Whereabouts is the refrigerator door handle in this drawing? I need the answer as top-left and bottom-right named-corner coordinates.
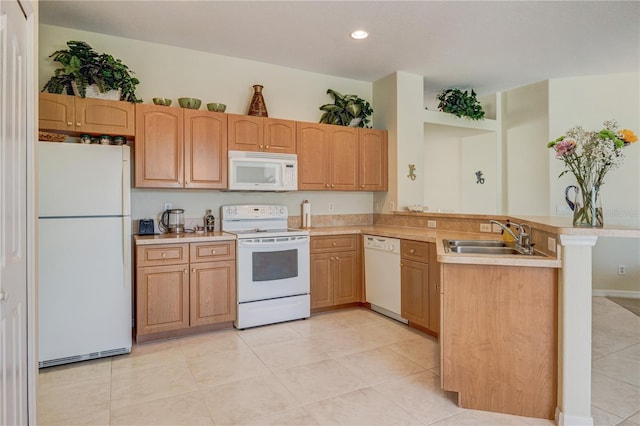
top-left (121, 147), bottom-right (131, 216)
top-left (123, 217), bottom-right (131, 289)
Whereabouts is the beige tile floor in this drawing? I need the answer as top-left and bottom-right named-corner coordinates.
top-left (37, 297), bottom-right (639, 426)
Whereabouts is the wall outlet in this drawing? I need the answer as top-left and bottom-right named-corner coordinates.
top-left (618, 264), bottom-right (626, 275)
top-left (163, 202), bottom-right (172, 211)
top-left (479, 223), bottom-right (491, 233)
top-left (328, 202), bottom-right (335, 212)
top-left (427, 220), bottom-right (437, 228)
top-left (547, 237), bottom-right (557, 253)
top-left (491, 223), bottom-right (502, 233)
top-left (390, 201), bottom-right (395, 211)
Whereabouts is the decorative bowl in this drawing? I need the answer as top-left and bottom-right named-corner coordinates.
top-left (178, 98), bottom-right (201, 109)
top-left (207, 103), bottom-right (226, 113)
top-left (152, 98), bottom-right (172, 106)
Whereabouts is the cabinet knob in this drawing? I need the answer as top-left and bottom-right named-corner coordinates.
top-left (332, 242), bottom-right (337, 246)
top-left (67, 121), bottom-right (72, 126)
top-left (184, 269), bottom-right (188, 274)
top-left (410, 249), bottom-right (415, 254)
top-left (76, 122), bottom-right (81, 127)
top-left (330, 257), bottom-right (335, 261)
top-left (259, 145), bottom-right (264, 149)
top-left (335, 256), bottom-right (340, 260)
top-left (211, 250), bottom-right (216, 254)
top-left (192, 268), bottom-right (195, 273)
top-left (265, 145), bottom-right (270, 149)
top-left (162, 252), bottom-right (167, 258)
top-left (400, 263), bottom-right (404, 267)
top-left (325, 184), bottom-right (330, 188)
top-left (178, 179), bottom-right (182, 185)
top-left (361, 184), bottom-right (365, 188)
top-left (331, 184), bottom-right (335, 188)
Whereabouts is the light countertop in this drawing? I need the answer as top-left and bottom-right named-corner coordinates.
top-left (134, 231), bottom-right (236, 245)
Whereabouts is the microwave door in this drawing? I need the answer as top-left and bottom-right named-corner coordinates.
top-left (234, 160), bottom-right (281, 189)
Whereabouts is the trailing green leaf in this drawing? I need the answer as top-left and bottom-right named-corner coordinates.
top-left (435, 88), bottom-right (485, 120)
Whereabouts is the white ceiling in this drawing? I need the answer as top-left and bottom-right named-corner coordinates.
top-left (39, 1), bottom-right (640, 101)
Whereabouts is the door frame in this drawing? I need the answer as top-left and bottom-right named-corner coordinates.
top-left (20, 0), bottom-right (37, 423)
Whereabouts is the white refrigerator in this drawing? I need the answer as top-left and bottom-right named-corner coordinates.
top-left (38, 142), bottom-right (132, 367)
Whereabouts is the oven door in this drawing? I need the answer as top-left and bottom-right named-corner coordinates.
top-left (236, 235), bottom-right (310, 303)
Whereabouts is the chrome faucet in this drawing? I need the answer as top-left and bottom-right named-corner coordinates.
top-left (489, 219), bottom-right (535, 255)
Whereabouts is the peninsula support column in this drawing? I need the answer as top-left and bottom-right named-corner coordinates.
top-left (556, 234), bottom-right (598, 426)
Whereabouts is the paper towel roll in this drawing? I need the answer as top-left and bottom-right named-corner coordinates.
top-left (302, 200), bottom-right (311, 228)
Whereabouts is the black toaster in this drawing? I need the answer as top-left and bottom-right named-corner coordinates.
top-left (138, 219), bottom-right (155, 235)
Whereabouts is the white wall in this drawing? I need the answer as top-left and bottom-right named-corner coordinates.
top-left (39, 25), bottom-right (375, 223)
top-left (502, 80), bottom-right (549, 216)
top-left (548, 72), bottom-right (640, 294)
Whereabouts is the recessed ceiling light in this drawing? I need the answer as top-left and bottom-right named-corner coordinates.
top-left (350, 30), bottom-right (368, 40)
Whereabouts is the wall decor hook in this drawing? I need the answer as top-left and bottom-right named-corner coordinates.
top-left (408, 164), bottom-right (416, 181)
top-left (475, 170), bottom-right (485, 184)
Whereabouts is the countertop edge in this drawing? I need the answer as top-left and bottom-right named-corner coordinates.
top-left (134, 232), bottom-right (237, 245)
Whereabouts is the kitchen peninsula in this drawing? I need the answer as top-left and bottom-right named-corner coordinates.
top-left (307, 211), bottom-right (640, 423)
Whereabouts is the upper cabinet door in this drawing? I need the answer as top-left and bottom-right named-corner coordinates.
top-left (328, 126), bottom-right (358, 191)
top-left (184, 110), bottom-right (228, 189)
top-left (227, 114), bottom-right (263, 151)
top-left (134, 104), bottom-right (184, 188)
top-left (75, 97), bottom-right (135, 136)
top-left (359, 129), bottom-right (388, 191)
top-left (297, 122), bottom-right (330, 190)
top-left (264, 118), bottom-right (296, 153)
top-left (39, 93), bottom-right (75, 132)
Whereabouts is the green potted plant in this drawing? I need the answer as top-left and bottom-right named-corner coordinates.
top-left (319, 89), bottom-right (373, 128)
top-left (436, 88), bottom-right (484, 120)
top-left (42, 41), bottom-right (142, 103)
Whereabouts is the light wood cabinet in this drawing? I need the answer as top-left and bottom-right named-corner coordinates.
top-left (297, 122), bottom-right (388, 191)
top-left (358, 128), bottom-right (388, 191)
top-left (400, 240), bottom-right (438, 334)
top-left (440, 263), bottom-right (557, 419)
top-left (228, 114), bottom-right (296, 153)
top-left (39, 92), bottom-right (135, 136)
top-left (134, 104), bottom-right (227, 189)
top-left (310, 235), bottom-right (361, 310)
top-left (297, 122), bottom-right (358, 191)
top-left (135, 241), bottom-right (236, 341)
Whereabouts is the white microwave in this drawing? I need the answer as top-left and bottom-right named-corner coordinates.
top-left (228, 150), bottom-right (298, 191)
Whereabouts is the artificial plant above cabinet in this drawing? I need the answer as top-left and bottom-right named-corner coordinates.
top-left (39, 92), bottom-right (135, 136)
top-left (227, 114), bottom-right (296, 154)
top-left (134, 104), bottom-right (227, 189)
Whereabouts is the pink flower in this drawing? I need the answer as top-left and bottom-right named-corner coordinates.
top-left (555, 139), bottom-right (577, 157)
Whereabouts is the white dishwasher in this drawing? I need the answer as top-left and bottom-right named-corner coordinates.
top-left (364, 235), bottom-right (407, 323)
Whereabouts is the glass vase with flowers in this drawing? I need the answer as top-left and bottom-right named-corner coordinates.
top-left (547, 120), bottom-right (637, 227)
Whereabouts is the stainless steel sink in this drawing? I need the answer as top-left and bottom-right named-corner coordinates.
top-left (445, 240), bottom-right (506, 248)
top-left (447, 246), bottom-right (522, 255)
top-left (443, 239), bottom-right (535, 255)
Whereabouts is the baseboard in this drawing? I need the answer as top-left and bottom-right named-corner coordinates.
top-left (592, 289), bottom-right (640, 299)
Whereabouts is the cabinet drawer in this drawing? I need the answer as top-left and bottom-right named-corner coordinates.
top-left (401, 240), bottom-right (429, 263)
top-left (311, 235), bottom-right (358, 253)
top-left (190, 241), bottom-right (235, 263)
top-left (136, 243), bottom-right (189, 267)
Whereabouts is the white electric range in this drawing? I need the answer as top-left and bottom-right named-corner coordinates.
top-left (221, 205), bottom-right (310, 329)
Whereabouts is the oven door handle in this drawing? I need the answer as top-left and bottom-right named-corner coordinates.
top-left (237, 236), bottom-right (309, 248)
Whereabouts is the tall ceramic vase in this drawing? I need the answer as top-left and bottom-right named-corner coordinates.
top-left (248, 84), bottom-right (268, 117)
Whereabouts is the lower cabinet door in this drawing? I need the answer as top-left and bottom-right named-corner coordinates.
top-left (190, 261), bottom-right (236, 326)
top-left (400, 259), bottom-right (429, 328)
top-left (310, 253), bottom-right (333, 309)
top-left (136, 264), bottom-right (189, 335)
top-left (333, 251), bottom-right (361, 305)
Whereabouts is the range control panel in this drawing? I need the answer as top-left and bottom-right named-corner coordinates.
top-left (221, 205), bottom-right (288, 220)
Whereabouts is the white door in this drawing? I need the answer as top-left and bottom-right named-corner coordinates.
top-left (0, 1), bottom-right (29, 424)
